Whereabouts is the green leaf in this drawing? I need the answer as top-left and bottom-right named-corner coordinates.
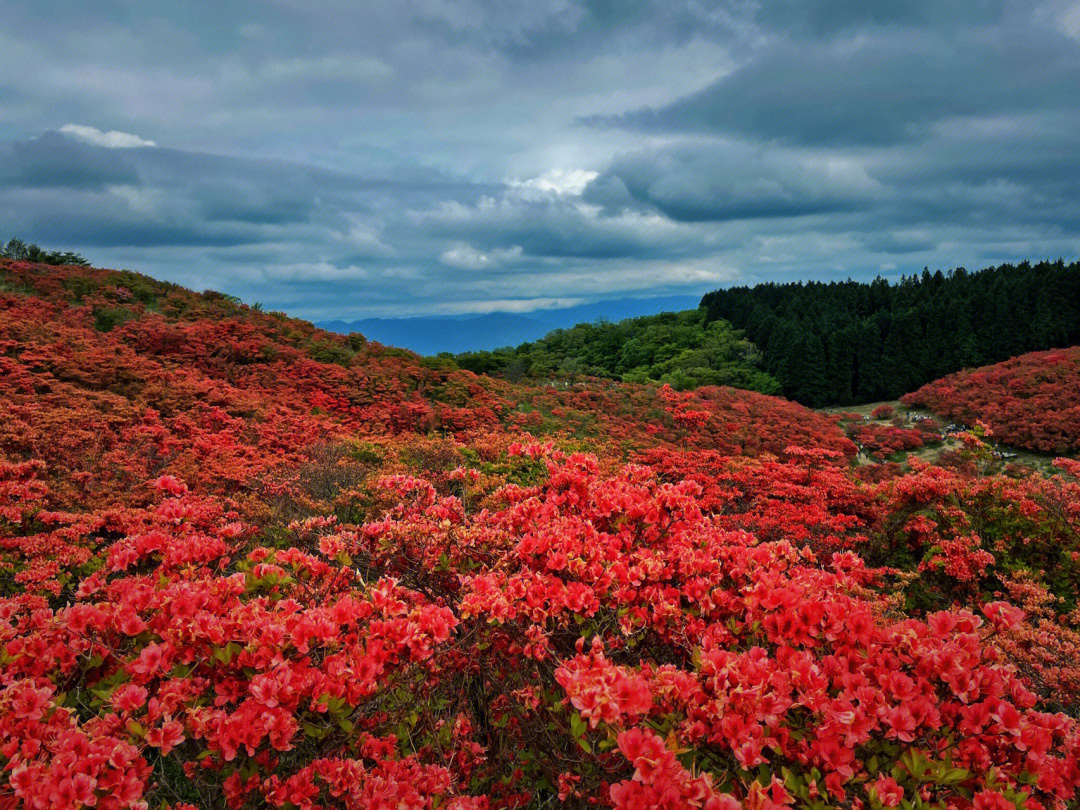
top-left (570, 712), bottom-right (586, 739)
top-left (302, 721), bottom-right (327, 739)
top-left (942, 767), bottom-right (970, 784)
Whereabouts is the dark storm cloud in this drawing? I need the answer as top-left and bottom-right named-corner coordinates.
top-left (415, 0), bottom-right (746, 61)
top-left (1, 0), bottom-right (1078, 317)
top-left (575, 1), bottom-right (1080, 253)
top-left (752, 0), bottom-right (1010, 37)
top-left (2, 133), bottom-right (143, 189)
top-left (0, 130), bottom-right (503, 243)
top-left (583, 142), bottom-right (880, 222)
top-left (587, 5), bottom-right (1080, 147)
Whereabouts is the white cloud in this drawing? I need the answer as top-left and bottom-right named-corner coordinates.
top-left (440, 242), bottom-right (524, 270)
top-left (508, 168), bottom-right (599, 197)
top-left (428, 297), bottom-right (586, 315)
top-left (105, 184), bottom-right (169, 216)
top-left (259, 261), bottom-right (370, 282)
top-left (58, 124), bottom-right (157, 148)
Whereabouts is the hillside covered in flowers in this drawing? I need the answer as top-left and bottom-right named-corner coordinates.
top-left (903, 348), bottom-right (1080, 455)
top-left (3, 258), bottom-right (1080, 810)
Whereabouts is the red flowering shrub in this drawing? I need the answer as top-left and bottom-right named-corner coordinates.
top-left (913, 417), bottom-right (943, 435)
top-left (1, 259), bottom-right (1079, 808)
top-left (903, 348), bottom-right (1080, 453)
top-left (849, 424), bottom-right (925, 459)
top-left (660, 384), bottom-right (712, 428)
top-left (866, 452), bottom-right (1080, 705)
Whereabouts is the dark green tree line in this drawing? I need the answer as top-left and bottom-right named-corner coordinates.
top-left (700, 260), bottom-right (1080, 407)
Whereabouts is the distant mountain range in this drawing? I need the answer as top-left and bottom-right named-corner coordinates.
top-left (317, 294), bottom-right (702, 355)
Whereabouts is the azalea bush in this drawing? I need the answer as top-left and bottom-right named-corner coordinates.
top-left (2, 259), bottom-right (1080, 809)
top-left (871, 404), bottom-right (896, 420)
top-left (849, 424), bottom-right (926, 459)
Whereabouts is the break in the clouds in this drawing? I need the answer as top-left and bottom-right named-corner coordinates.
top-left (56, 124), bottom-right (158, 149)
top-left (1, 0), bottom-right (1079, 318)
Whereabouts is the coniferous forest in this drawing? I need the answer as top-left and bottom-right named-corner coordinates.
top-left (702, 260), bottom-right (1080, 406)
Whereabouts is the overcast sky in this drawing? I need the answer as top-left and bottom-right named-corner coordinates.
top-left (2, 0), bottom-right (1079, 319)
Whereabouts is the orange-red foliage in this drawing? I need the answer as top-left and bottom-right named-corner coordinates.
top-left (1, 259), bottom-right (1080, 810)
top-left (903, 348), bottom-right (1080, 453)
